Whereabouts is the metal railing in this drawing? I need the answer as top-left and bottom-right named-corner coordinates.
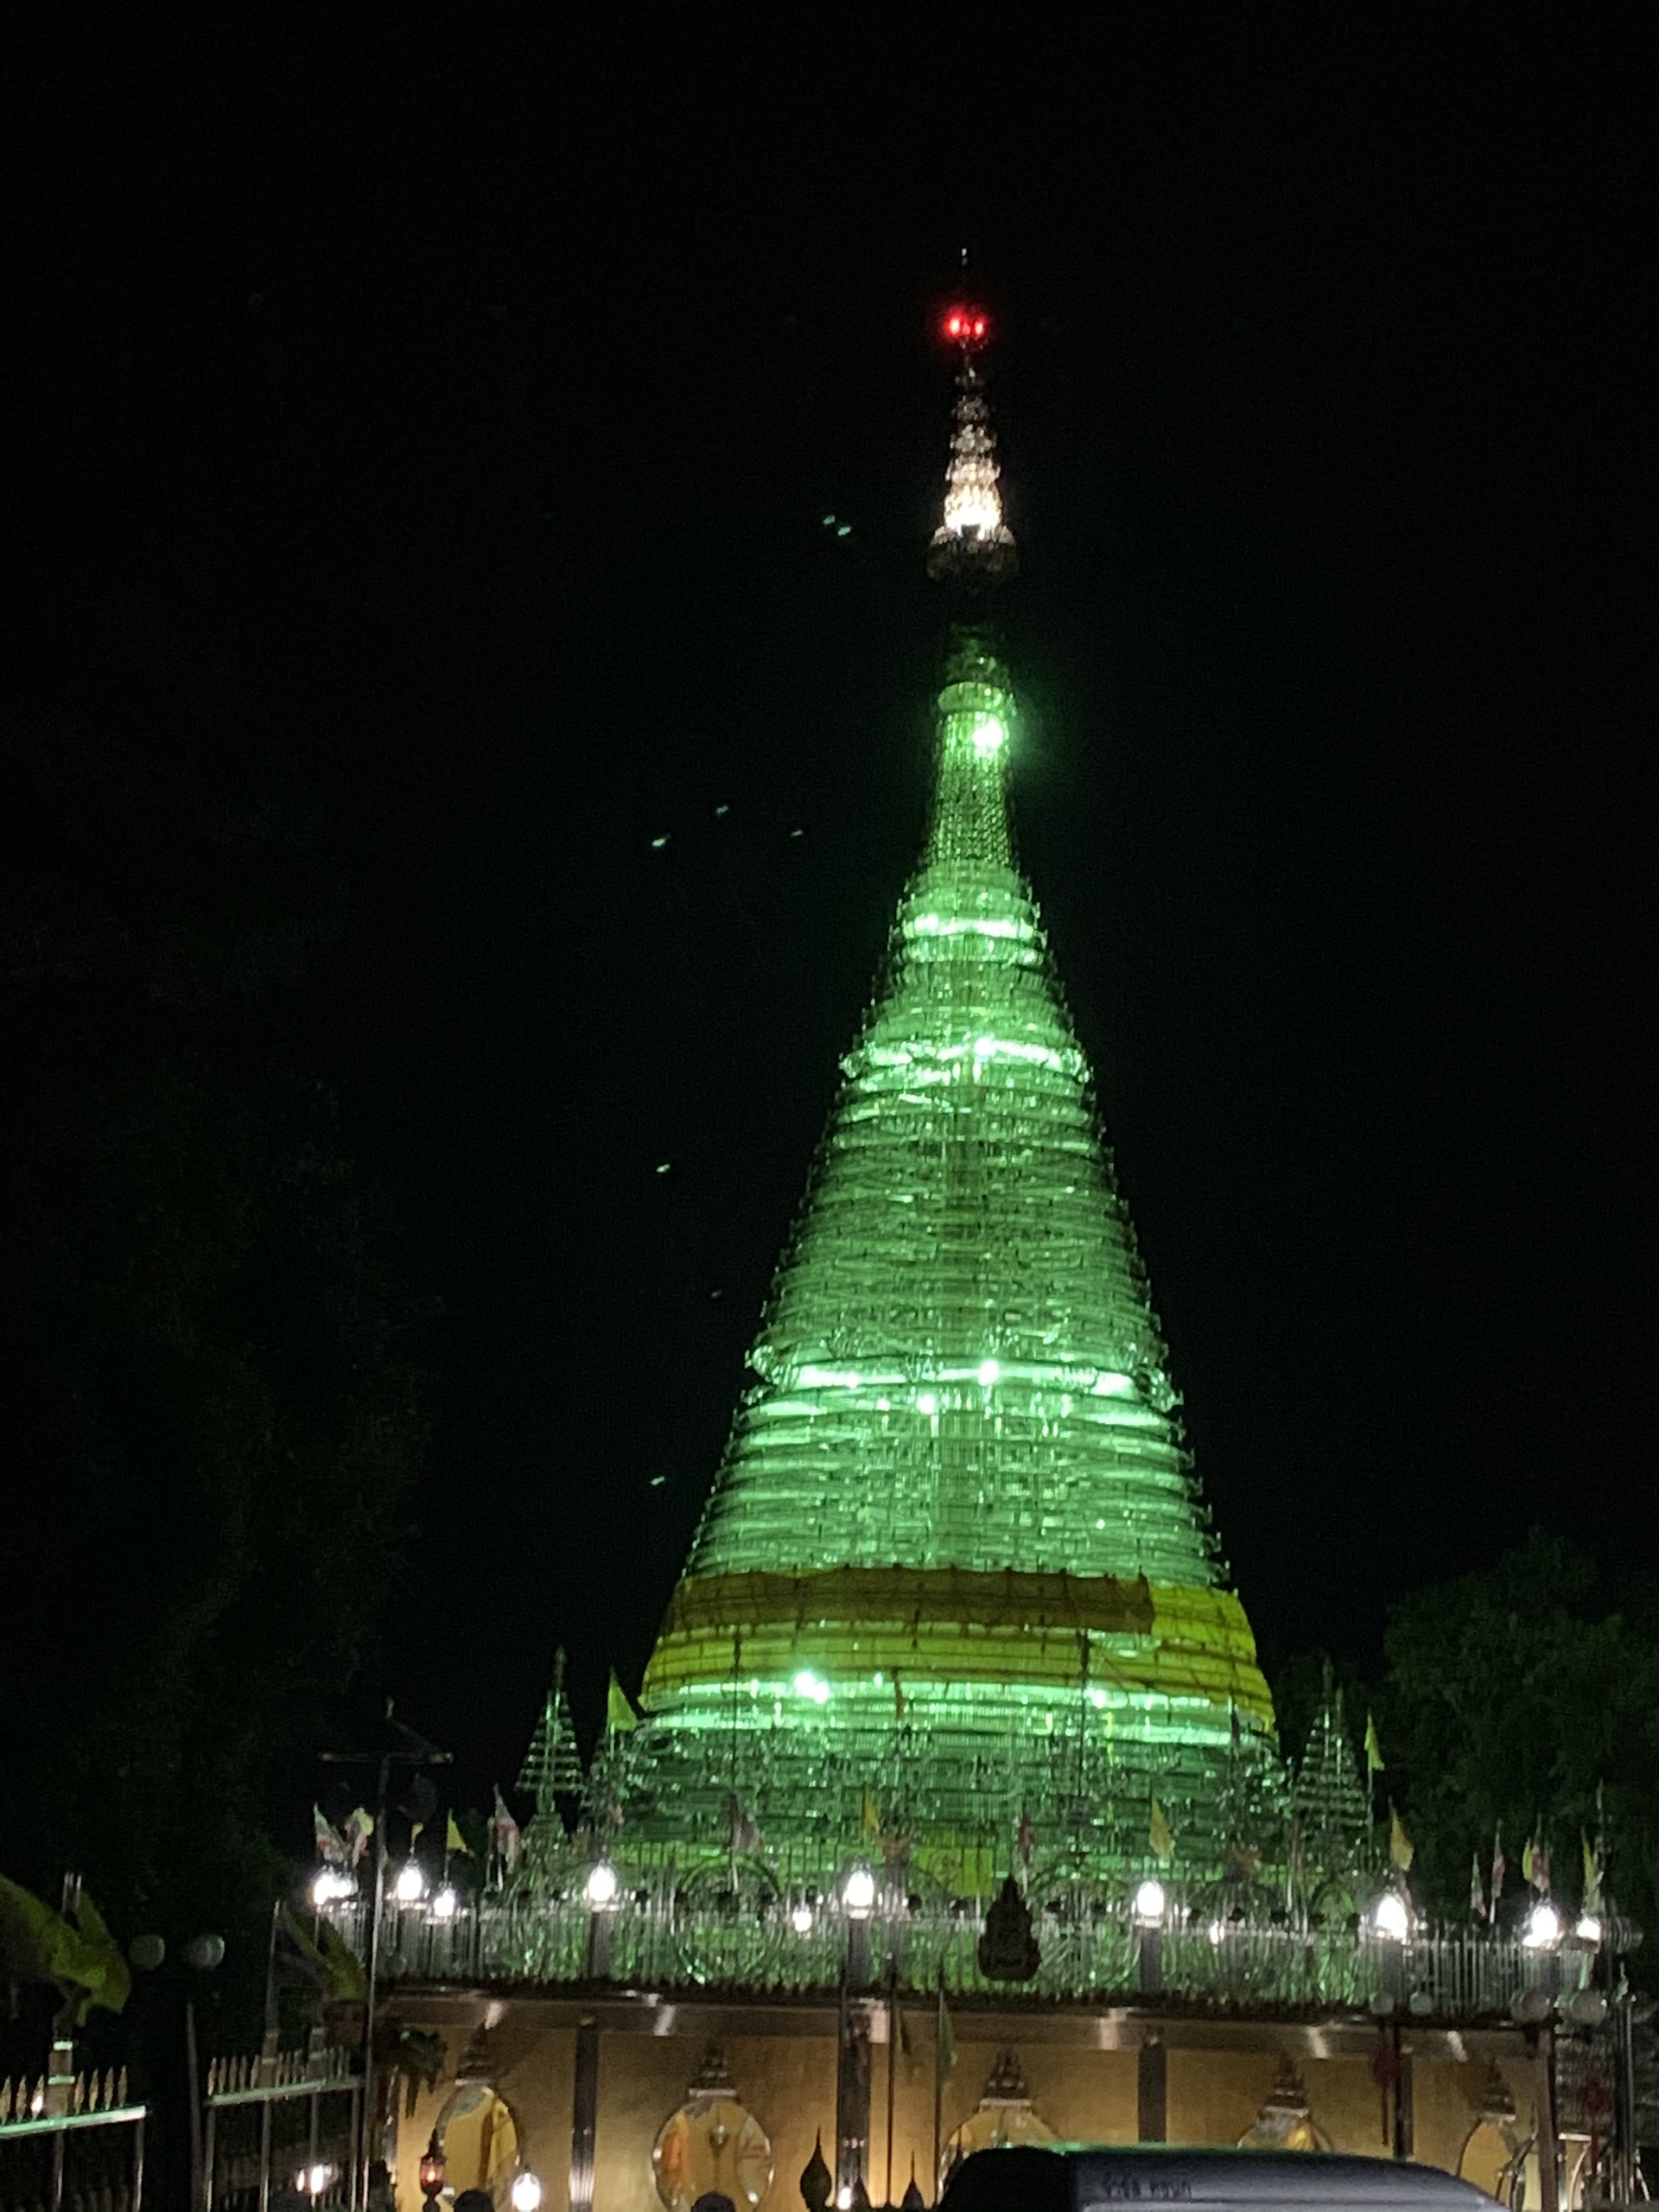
top-left (324, 1887), bottom-right (1599, 2018)
top-left (202, 2036), bottom-right (359, 2211)
top-left (0, 2044), bottom-right (145, 2212)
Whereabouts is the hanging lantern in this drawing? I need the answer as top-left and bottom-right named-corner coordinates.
top-left (418, 2132), bottom-right (446, 2201)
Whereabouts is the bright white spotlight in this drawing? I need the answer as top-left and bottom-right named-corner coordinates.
top-left (791, 1904), bottom-right (815, 1936)
top-left (842, 1866), bottom-right (876, 1916)
top-left (1522, 1899), bottom-right (1564, 1949)
top-left (1132, 1878), bottom-right (1166, 1925)
top-left (296, 2164), bottom-right (336, 2196)
top-left (393, 1861), bottom-right (426, 1904)
top-left (511, 2173), bottom-right (544, 2211)
top-left (1576, 1912), bottom-right (1603, 1945)
top-left (1370, 1891), bottom-right (1410, 1942)
top-left (309, 1868), bottom-right (353, 1908)
top-left (430, 1885), bottom-right (458, 1920)
top-left (584, 1860), bottom-right (619, 1909)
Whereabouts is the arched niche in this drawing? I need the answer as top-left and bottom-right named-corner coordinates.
top-left (435, 2082), bottom-right (522, 2203)
top-left (652, 2044), bottom-right (773, 2212)
top-left (1457, 2062), bottom-right (1525, 2207)
top-left (940, 2051), bottom-right (1056, 2191)
top-left (1236, 2058), bottom-right (1331, 2152)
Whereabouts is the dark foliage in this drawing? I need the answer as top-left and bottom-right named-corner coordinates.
top-left (0, 538), bottom-right (433, 2021)
top-left (1281, 1535), bottom-right (1659, 1951)
top-left (1377, 1532), bottom-right (1659, 1942)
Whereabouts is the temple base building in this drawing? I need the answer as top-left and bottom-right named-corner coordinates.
top-left (331, 310), bottom-right (1641, 2212)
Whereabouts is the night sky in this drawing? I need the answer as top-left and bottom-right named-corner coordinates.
top-left (8, 16), bottom-right (1647, 1814)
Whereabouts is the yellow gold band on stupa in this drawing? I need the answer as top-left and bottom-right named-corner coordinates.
top-left (642, 1566), bottom-right (1274, 1732)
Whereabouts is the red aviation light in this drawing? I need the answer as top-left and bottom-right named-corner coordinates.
top-left (942, 305), bottom-right (989, 346)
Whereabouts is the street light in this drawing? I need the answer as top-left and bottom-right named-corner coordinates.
top-left (1522, 1899), bottom-right (1564, 1949)
top-left (430, 1885), bottom-right (458, 1920)
top-left (1575, 1912), bottom-right (1603, 1946)
top-left (511, 2174), bottom-right (545, 2210)
top-left (310, 1867), bottom-right (355, 1908)
top-left (584, 1860), bottom-right (619, 1910)
top-left (842, 1866), bottom-right (876, 1917)
top-left (791, 1903), bottom-right (815, 1936)
top-left (1370, 1891), bottom-right (1410, 1942)
top-left (393, 1860), bottom-right (426, 1905)
top-left (1132, 1878), bottom-right (1166, 1925)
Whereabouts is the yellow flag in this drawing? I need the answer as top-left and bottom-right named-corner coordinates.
top-left (1149, 1796), bottom-right (1173, 1860)
top-left (1389, 1802), bottom-right (1414, 1872)
top-left (1521, 1837), bottom-right (1535, 1886)
top-left (861, 1789), bottom-right (881, 1839)
top-left (607, 1669), bottom-right (639, 1732)
top-left (1364, 1713), bottom-right (1384, 1777)
top-left (0, 1877), bottom-right (131, 2022)
top-left (446, 1814), bottom-right (471, 1857)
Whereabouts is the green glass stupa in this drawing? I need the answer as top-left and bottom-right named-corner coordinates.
top-left (613, 316), bottom-right (1275, 1888)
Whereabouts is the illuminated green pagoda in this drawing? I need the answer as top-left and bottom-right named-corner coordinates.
top-left (612, 313), bottom-right (1277, 1890)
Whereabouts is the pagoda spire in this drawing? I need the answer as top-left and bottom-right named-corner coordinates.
top-left (926, 302), bottom-right (1017, 586)
top-left (517, 1646), bottom-right (583, 1815)
top-left (613, 312), bottom-right (1276, 1884)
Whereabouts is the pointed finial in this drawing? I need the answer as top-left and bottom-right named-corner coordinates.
top-left (926, 307), bottom-right (1017, 587)
top-left (799, 2133), bottom-right (833, 2212)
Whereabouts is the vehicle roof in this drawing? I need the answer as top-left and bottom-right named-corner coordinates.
top-left (941, 2145), bottom-right (1496, 2212)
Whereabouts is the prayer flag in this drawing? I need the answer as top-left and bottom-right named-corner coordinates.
top-left (1583, 1830), bottom-right (1603, 1916)
top-left (1363, 1713), bottom-right (1384, 1778)
top-left (1389, 1802), bottom-right (1414, 1872)
top-left (1149, 1796), bottom-right (1174, 1861)
top-left (724, 1794), bottom-right (760, 1853)
top-left (491, 1786), bottom-right (522, 1869)
top-left (936, 1983), bottom-right (957, 2082)
top-left (606, 1670), bottom-right (639, 1732)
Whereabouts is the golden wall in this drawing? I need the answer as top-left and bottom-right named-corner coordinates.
top-left (391, 1995), bottom-right (1535, 2212)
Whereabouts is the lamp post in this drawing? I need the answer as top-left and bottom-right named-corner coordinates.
top-left (583, 1860), bottom-right (619, 1979)
top-left (842, 1865), bottom-right (875, 1989)
top-left (321, 1700), bottom-right (450, 2212)
top-left (1132, 1878), bottom-right (1166, 1994)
